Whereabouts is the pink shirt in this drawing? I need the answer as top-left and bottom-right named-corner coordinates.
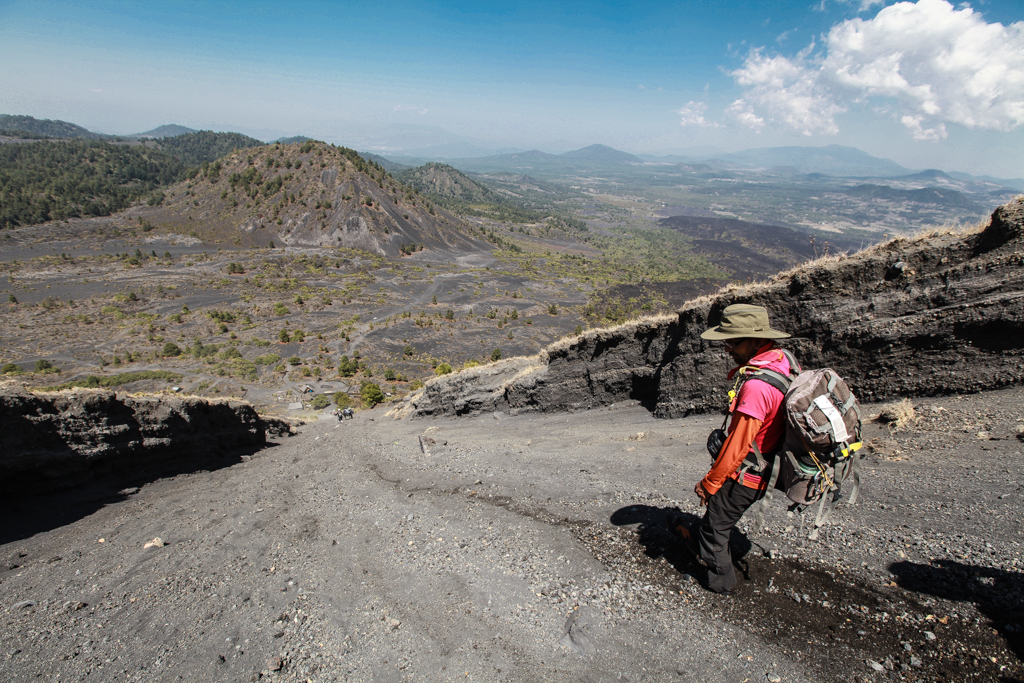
top-left (729, 346), bottom-right (791, 457)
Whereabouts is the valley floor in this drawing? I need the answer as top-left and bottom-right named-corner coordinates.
top-left (1, 387), bottom-right (1022, 682)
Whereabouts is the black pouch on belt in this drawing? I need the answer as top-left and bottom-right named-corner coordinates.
top-left (706, 428), bottom-right (727, 461)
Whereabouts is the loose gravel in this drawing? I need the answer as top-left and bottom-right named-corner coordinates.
top-left (1, 387), bottom-right (1021, 682)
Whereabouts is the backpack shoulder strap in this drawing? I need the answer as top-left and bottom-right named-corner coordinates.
top-left (746, 368), bottom-right (791, 396)
top-left (779, 348), bottom-right (801, 376)
top-left (739, 348), bottom-right (801, 397)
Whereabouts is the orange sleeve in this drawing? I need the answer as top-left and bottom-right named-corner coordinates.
top-left (701, 414), bottom-right (763, 497)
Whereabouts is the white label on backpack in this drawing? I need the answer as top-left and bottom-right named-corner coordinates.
top-left (812, 394), bottom-right (850, 442)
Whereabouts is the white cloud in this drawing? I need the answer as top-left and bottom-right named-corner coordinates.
top-left (728, 0), bottom-right (1024, 140)
top-left (726, 99), bottom-right (766, 132)
top-left (675, 101), bottom-right (720, 128)
top-left (900, 114), bottom-right (948, 140)
top-left (729, 50), bottom-right (846, 135)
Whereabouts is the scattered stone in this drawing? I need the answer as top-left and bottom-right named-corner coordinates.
top-left (866, 659), bottom-right (886, 673)
top-left (268, 656), bottom-right (283, 671)
top-left (923, 631), bottom-right (936, 641)
top-left (389, 618), bottom-right (400, 630)
top-left (118, 487), bottom-right (140, 495)
top-left (767, 674), bottom-right (782, 682)
top-left (11, 600), bottom-right (35, 610)
top-left (143, 537), bottom-right (165, 549)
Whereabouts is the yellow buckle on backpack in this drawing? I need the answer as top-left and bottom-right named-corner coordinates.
top-left (840, 442), bottom-right (863, 458)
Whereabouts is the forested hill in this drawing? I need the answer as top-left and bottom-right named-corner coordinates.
top-left (0, 132), bottom-right (266, 229)
top-left (0, 114), bottom-right (106, 140)
top-left (154, 130), bottom-right (264, 167)
top-left (397, 162), bottom-right (545, 223)
top-left (0, 140), bottom-right (184, 228)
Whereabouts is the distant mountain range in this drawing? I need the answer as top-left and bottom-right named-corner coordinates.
top-left (691, 144), bottom-right (911, 177)
top-left (3, 115), bottom-right (1021, 191)
top-left (132, 124), bottom-right (198, 138)
top-left (0, 114), bottom-right (108, 140)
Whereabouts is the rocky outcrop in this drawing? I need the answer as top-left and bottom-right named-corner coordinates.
top-left (401, 198), bottom-right (1024, 418)
top-left (0, 388), bottom-right (265, 495)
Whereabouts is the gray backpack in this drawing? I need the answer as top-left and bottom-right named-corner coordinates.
top-left (747, 364), bottom-right (864, 539)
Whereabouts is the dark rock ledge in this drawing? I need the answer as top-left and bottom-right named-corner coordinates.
top-left (0, 388), bottom-right (266, 496)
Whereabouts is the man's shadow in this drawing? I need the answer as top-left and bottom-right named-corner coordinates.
top-left (610, 504), bottom-right (755, 586)
top-left (890, 558), bottom-right (1024, 663)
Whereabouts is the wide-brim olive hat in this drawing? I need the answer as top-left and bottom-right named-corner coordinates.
top-left (700, 303), bottom-right (791, 340)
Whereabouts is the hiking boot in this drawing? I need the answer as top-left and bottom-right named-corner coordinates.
top-left (711, 581), bottom-right (743, 597)
top-left (666, 511), bottom-right (701, 560)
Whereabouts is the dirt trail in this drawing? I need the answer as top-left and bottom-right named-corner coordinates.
top-left (2, 388), bottom-right (1022, 682)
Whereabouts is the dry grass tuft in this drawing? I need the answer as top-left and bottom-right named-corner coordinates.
top-left (911, 213), bottom-right (991, 240)
top-left (27, 386), bottom-right (249, 405)
top-left (31, 387), bottom-right (111, 398)
top-left (545, 314), bottom-right (676, 355)
top-left (873, 398), bottom-right (918, 431)
top-left (499, 358), bottom-right (547, 393)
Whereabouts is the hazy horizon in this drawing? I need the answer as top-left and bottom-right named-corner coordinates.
top-left (2, 0), bottom-right (1022, 177)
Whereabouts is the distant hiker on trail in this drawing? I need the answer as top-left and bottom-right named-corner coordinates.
top-left (670, 303), bottom-right (795, 594)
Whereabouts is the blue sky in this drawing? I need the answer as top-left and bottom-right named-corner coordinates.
top-left (1, 0), bottom-right (1022, 176)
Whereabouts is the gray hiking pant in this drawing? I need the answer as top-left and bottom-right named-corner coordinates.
top-left (698, 478), bottom-right (759, 593)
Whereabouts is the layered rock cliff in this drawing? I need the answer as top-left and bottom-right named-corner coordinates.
top-left (398, 198), bottom-right (1024, 419)
top-left (0, 387), bottom-right (265, 495)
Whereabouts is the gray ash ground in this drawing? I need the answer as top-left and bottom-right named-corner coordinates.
top-left (1, 387), bottom-right (1022, 682)
top-left (0, 219), bottom-right (595, 410)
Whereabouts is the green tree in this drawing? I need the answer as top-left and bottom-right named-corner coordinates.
top-left (162, 342), bottom-right (182, 357)
top-left (491, 348), bottom-right (502, 362)
top-left (279, 329), bottom-right (291, 343)
top-left (35, 359), bottom-right (54, 372)
top-left (311, 394), bottom-right (331, 410)
top-left (2, 363), bottom-right (19, 374)
top-left (337, 355), bottom-right (359, 377)
top-left (435, 363), bottom-right (453, 376)
top-left (333, 392), bottom-right (352, 408)
top-left (361, 382), bottom-right (384, 407)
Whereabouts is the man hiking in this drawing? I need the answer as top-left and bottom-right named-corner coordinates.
top-left (672, 303), bottom-right (793, 594)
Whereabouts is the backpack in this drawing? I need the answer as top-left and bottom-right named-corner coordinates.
top-left (717, 350), bottom-right (864, 539)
